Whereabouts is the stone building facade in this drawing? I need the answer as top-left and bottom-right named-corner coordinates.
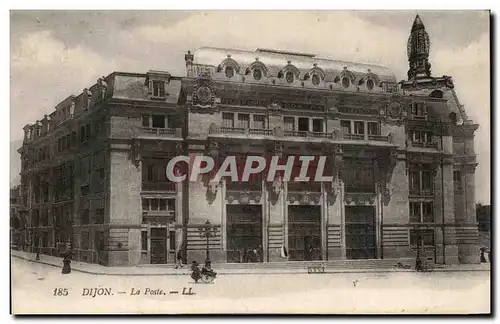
top-left (17, 15), bottom-right (480, 266)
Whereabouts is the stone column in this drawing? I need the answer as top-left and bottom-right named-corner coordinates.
top-left (326, 146), bottom-right (343, 260)
top-left (434, 156), bottom-right (458, 265)
top-left (457, 164), bottom-right (480, 263)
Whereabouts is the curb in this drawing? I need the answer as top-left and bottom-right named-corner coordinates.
top-left (12, 255), bottom-right (490, 276)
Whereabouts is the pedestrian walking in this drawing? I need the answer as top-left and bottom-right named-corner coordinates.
top-left (174, 249), bottom-right (184, 269)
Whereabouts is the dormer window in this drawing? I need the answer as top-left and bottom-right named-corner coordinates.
top-left (225, 67), bottom-right (234, 78)
top-left (366, 79), bottom-right (374, 90)
top-left (285, 71), bottom-right (294, 83)
top-left (152, 81), bottom-right (166, 98)
top-left (342, 77), bottom-right (350, 88)
top-left (253, 68), bottom-right (262, 80)
top-left (146, 70), bottom-right (171, 100)
top-left (312, 74), bottom-right (320, 86)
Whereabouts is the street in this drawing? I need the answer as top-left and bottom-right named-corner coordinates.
top-left (11, 258), bottom-right (490, 314)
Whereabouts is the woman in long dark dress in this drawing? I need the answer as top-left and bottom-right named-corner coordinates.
top-left (190, 261), bottom-right (201, 283)
top-left (62, 250), bottom-right (72, 274)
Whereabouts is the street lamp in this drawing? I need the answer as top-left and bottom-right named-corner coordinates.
top-left (414, 224), bottom-right (422, 271)
top-left (198, 220), bottom-right (217, 263)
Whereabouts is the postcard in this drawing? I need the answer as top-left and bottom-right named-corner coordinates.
top-left (10, 10), bottom-right (491, 314)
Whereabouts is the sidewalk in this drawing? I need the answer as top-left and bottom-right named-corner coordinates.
top-left (11, 250), bottom-right (490, 276)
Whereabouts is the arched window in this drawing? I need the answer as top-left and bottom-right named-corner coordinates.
top-left (429, 90), bottom-right (443, 99)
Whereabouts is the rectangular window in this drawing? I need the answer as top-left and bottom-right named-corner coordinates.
top-left (81, 231), bottom-right (90, 250)
top-left (81, 209), bottom-right (90, 224)
top-left (85, 124), bottom-right (91, 140)
top-left (253, 115), bottom-right (266, 129)
top-left (151, 199), bottom-right (159, 211)
top-left (141, 231), bottom-right (148, 251)
top-left (284, 117), bottom-right (295, 131)
top-left (142, 198), bottom-right (150, 211)
top-left (453, 170), bottom-right (461, 182)
top-left (42, 232), bottom-right (49, 247)
top-left (412, 130), bottom-right (433, 143)
top-left (169, 231), bottom-right (176, 252)
top-left (146, 165), bottom-right (154, 182)
top-left (71, 132), bottom-right (77, 147)
top-left (353, 121), bottom-right (365, 135)
top-left (159, 199), bottom-right (167, 211)
top-left (94, 208), bottom-right (105, 224)
top-left (422, 170), bottom-right (433, 191)
top-left (167, 199), bottom-right (176, 211)
top-left (142, 115), bottom-right (150, 127)
top-left (312, 119), bottom-right (323, 132)
top-left (413, 103), bottom-right (427, 117)
top-left (341, 120), bottom-right (351, 134)
top-left (80, 125), bottom-right (86, 143)
top-left (410, 202), bottom-right (421, 223)
top-left (94, 231), bottom-right (104, 251)
top-left (152, 81), bottom-right (165, 97)
top-left (342, 163), bottom-right (375, 193)
top-left (410, 229), bottom-right (434, 246)
top-left (422, 202), bottom-right (434, 223)
top-left (42, 185), bottom-right (49, 203)
top-left (367, 122), bottom-right (380, 135)
top-left (80, 156), bottom-right (90, 185)
top-left (409, 171), bottom-right (420, 191)
top-left (222, 113), bottom-right (234, 128)
top-left (152, 115), bottom-right (165, 128)
top-left (237, 114), bottom-right (250, 129)
top-left (297, 117), bottom-right (309, 132)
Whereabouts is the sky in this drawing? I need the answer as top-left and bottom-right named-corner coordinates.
top-left (9, 10), bottom-right (491, 203)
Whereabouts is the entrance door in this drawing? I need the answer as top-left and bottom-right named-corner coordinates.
top-left (226, 205), bottom-right (263, 263)
top-left (345, 206), bottom-right (377, 259)
top-left (150, 228), bottom-right (167, 264)
top-left (288, 205), bottom-right (322, 261)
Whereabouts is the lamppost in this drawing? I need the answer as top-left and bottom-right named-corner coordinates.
top-left (198, 220), bottom-right (217, 263)
top-left (414, 224), bottom-right (422, 271)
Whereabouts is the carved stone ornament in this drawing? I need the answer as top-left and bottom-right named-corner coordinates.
top-left (272, 176), bottom-right (283, 195)
top-left (330, 180), bottom-right (340, 196)
top-left (208, 181), bottom-right (218, 195)
top-left (175, 142), bottom-right (184, 155)
top-left (240, 191), bottom-right (250, 204)
top-left (301, 191), bottom-right (310, 204)
top-left (227, 196), bottom-right (234, 203)
top-left (267, 101), bottom-right (283, 114)
top-left (387, 101), bottom-right (402, 119)
top-left (206, 140), bottom-right (219, 158)
top-left (192, 74), bottom-right (217, 108)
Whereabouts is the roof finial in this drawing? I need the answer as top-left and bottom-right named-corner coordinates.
top-left (411, 14), bottom-right (425, 32)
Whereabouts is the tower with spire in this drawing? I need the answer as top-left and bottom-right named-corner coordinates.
top-left (407, 14), bottom-right (432, 80)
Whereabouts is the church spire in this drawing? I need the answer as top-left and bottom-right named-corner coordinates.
top-left (407, 14), bottom-right (432, 80)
